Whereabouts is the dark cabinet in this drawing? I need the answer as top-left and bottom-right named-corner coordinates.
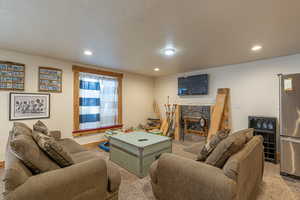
top-left (248, 116), bottom-right (277, 163)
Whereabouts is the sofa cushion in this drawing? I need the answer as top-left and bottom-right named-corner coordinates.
top-left (32, 131), bottom-right (74, 167)
top-left (33, 120), bottom-right (49, 135)
top-left (230, 128), bottom-right (254, 142)
top-left (48, 130), bottom-right (61, 140)
top-left (10, 134), bottom-right (60, 174)
top-left (71, 151), bottom-right (102, 164)
top-left (57, 138), bottom-right (87, 154)
top-left (197, 129), bottom-right (229, 161)
top-left (12, 124), bottom-right (32, 137)
top-left (205, 129), bottom-right (248, 168)
top-left (13, 122), bottom-right (32, 132)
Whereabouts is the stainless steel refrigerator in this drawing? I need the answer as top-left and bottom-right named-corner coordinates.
top-left (279, 73), bottom-right (300, 178)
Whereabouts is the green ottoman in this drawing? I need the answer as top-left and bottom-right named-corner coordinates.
top-left (109, 132), bottom-right (172, 178)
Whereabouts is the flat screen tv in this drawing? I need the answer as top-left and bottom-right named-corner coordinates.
top-left (178, 74), bottom-right (208, 96)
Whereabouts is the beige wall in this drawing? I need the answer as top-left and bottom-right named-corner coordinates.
top-left (3, 48), bottom-right (300, 162)
top-left (154, 54), bottom-right (300, 133)
top-left (0, 49), bottom-right (154, 161)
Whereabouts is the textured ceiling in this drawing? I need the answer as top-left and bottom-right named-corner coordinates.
top-left (0, 0), bottom-right (300, 76)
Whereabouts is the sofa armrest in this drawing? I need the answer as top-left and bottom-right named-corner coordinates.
top-left (107, 161), bottom-right (121, 193)
top-left (153, 153), bottom-right (237, 200)
top-left (5, 158), bottom-right (108, 200)
top-left (225, 136), bottom-right (264, 200)
top-left (48, 130), bottom-right (61, 140)
top-left (149, 160), bottom-right (158, 184)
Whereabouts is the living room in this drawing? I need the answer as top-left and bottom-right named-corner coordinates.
top-left (1, 1), bottom-right (300, 200)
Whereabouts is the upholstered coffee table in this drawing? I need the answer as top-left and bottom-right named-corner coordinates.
top-left (109, 132), bottom-right (172, 178)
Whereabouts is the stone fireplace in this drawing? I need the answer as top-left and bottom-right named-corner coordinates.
top-left (180, 105), bottom-right (211, 139)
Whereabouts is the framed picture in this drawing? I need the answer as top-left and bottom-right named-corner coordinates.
top-left (0, 61), bottom-right (25, 91)
top-left (38, 67), bottom-right (62, 93)
top-left (9, 93), bottom-right (50, 121)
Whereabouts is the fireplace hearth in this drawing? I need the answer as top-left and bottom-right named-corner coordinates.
top-left (184, 116), bottom-right (208, 136)
top-left (180, 105), bottom-right (211, 139)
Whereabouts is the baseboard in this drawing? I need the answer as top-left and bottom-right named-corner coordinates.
top-left (0, 161), bottom-right (5, 168)
top-left (280, 171), bottom-right (300, 180)
top-left (81, 139), bottom-right (107, 149)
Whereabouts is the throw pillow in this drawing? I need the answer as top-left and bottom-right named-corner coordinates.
top-left (197, 129), bottom-right (230, 161)
top-left (230, 128), bottom-right (254, 142)
top-left (32, 131), bottom-right (74, 167)
top-left (205, 130), bottom-right (247, 168)
top-left (33, 120), bottom-right (49, 135)
top-left (48, 130), bottom-right (61, 140)
top-left (12, 125), bottom-right (32, 138)
top-left (10, 134), bottom-right (60, 174)
top-left (13, 122), bottom-right (32, 132)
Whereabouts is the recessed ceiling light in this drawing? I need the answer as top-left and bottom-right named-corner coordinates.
top-left (251, 45), bottom-right (262, 52)
top-left (84, 50), bottom-right (93, 56)
top-left (164, 48), bottom-right (176, 56)
top-left (154, 68), bottom-right (160, 71)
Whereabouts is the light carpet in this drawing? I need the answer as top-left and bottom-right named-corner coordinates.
top-left (1, 136), bottom-right (299, 200)
top-left (92, 141), bottom-right (298, 200)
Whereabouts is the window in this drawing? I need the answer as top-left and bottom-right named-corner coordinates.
top-left (73, 66), bottom-right (123, 136)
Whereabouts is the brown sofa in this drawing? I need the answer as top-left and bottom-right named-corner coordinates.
top-left (3, 128), bottom-right (121, 200)
top-left (150, 130), bottom-right (264, 200)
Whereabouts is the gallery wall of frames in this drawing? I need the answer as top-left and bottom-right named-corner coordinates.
top-left (39, 67), bottom-right (62, 93)
top-left (0, 61), bottom-right (63, 93)
top-left (0, 60), bottom-right (63, 121)
top-left (0, 61), bottom-right (25, 90)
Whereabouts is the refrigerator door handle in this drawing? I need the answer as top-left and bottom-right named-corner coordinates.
top-left (281, 137), bottom-right (300, 143)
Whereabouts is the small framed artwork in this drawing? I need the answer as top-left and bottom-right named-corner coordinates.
top-left (9, 93), bottom-right (50, 121)
top-left (0, 61), bottom-right (25, 91)
top-left (38, 67), bottom-right (62, 93)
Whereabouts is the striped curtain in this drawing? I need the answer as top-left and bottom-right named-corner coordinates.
top-left (79, 72), bottom-right (118, 130)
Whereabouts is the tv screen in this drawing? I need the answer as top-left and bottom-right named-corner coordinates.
top-left (178, 74), bottom-right (208, 96)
